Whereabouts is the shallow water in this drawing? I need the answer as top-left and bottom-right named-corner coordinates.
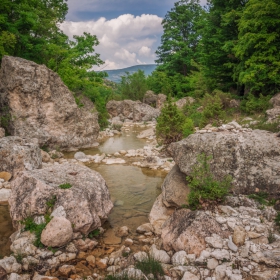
top-left (88, 164), bottom-right (165, 233)
top-left (65, 125), bottom-right (149, 158)
top-left (0, 203), bottom-right (13, 257)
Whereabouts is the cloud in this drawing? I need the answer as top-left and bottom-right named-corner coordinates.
top-left (60, 14), bottom-right (163, 70)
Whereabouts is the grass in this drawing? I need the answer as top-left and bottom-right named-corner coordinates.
top-left (248, 192), bottom-right (276, 206)
top-left (135, 255), bottom-right (164, 278)
top-left (46, 195), bottom-right (57, 208)
top-left (58, 183), bottom-right (72, 189)
top-left (88, 229), bottom-right (100, 239)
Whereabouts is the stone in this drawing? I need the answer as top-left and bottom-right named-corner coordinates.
top-left (136, 223), bottom-right (154, 234)
top-left (73, 238), bottom-right (98, 251)
top-left (227, 236), bottom-right (238, 252)
top-left (247, 231), bottom-right (262, 239)
top-left (41, 216), bottom-right (73, 247)
top-left (205, 234), bottom-right (223, 249)
top-left (171, 251), bottom-right (188, 266)
top-left (133, 103), bottom-right (160, 122)
top-left (0, 256), bottom-right (21, 274)
top-left (134, 252), bottom-right (148, 262)
top-left (0, 56), bottom-right (99, 150)
top-left (143, 91), bottom-right (157, 107)
top-left (0, 172), bottom-right (11, 182)
top-left (149, 245), bottom-right (171, 264)
top-left (86, 256), bottom-right (96, 268)
top-left (9, 163), bottom-right (113, 234)
top-left (0, 136), bottom-right (41, 180)
top-left (58, 265), bottom-right (76, 277)
top-left (124, 238), bottom-right (133, 246)
top-left (96, 258), bottom-right (108, 270)
top-left (211, 249), bottom-right (230, 261)
top-left (233, 226), bottom-right (246, 246)
top-left (161, 165), bottom-right (190, 208)
top-left (266, 107), bottom-right (280, 123)
top-left (116, 226), bottom-right (129, 237)
top-left (214, 265), bottom-right (227, 280)
top-left (74, 152), bottom-right (87, 160)
top-left (10, 232), bottom-right (37, 256)
top-left (168, 129), bottom-right (280, 197)
top-left (181, 271), bottom-right (199, 280)
top-left (103, 229), bottom-right (122, 245)
top-left (41, 150), bottom-right (51, 163)
top-left (251, 269), bottom-right (280, 280)
top-left (33, 272), bottom-right (58, 280)
top-left (175, 97), bottom-right (195, 109)
top-left (161, 209), bottom-right (229, 256)
top-left (251, 236), bottom-right (269, 245)
top-left (207, 258), bottom-right (219, 270)
top-left (0, 127), bottom-right (5, 138)
top-left (269, 93), bottom-right (280, 107)
top-left (156, 94), bottom-right (167, 109)
top-left (106, 100), bottom-right (139, 119)
top-left (149, 194), bottom-right (175, 235)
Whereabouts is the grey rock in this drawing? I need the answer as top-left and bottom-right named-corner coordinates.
top-left (9, 163), bottom-right (113, 235)
top-left (0, 136), bottom-right (41, 180)
top-left (0, 56), bottom-right (99, 151)
top-left (168, 130), bottom-right (280, 197)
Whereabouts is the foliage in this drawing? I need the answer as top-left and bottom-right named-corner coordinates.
top-left (186, 154), bottom-right (232, 210)
top-left (156, 97), bottom-right (188, 145)
top-left (240, 94), bottom-right (272, 114)
top-left (182, 102), bottom-right (203, 127)
top-left (234, 0), bottom-right (280, 94)
top-left (119, 70), bottom-right (148, 101)
top-left (58, 183), bottom-right (72, 189)
top-left (146, 70), bottom-right (172, 95)
top-left (88, 229), bottom-right (100, 239)
top-left (248, 119), bottom-right (280, 133)
top-left (135, 255), bottom-right (164, 278)
top-left (182, 118), bottom-right (195, 137)
top-left (248, 192), bottom-right (271, 205)
top-left (46, 195), bottom-right (57, 209)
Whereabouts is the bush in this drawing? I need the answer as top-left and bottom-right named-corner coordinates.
top-left (119, 70), bottom-right (148, 101)
top-left (135, 255), bottom-right (164, 278)
top-left (182, 102), bottom-right (203, 127)
top-left (241, 93), bottom-right (272, 114)
top-left (156, 97), bottom-right (188, 144)
top-left (183, 118), bottom-right (195, 137)
top-left (186, 154), bottom-right (232, 210)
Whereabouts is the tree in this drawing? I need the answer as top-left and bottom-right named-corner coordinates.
top-left (234, 0), bottom-right (280, 94)
top-left (119, 70), bottom-right (148, 101)
top-left (156, 0), bottom-right (203, 79)
top-left (199, 0), bottom-right (246, 93)
top-left (154, 0), bottom-right (204, 97)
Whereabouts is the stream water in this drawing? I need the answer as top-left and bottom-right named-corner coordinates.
top-left (0, 125), bottom-right (166, 256)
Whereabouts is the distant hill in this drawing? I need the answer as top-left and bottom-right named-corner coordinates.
top-left (101, 64), bottom-right (157, 83)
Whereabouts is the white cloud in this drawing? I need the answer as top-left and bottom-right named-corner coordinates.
top-left (60, 14), bottom-right (163, 70)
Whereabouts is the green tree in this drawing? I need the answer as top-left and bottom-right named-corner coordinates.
top-left (199, 0), bottom-right (246, 93)
top-left (119, 70), bottom-right (148, 101)
top-left (234, 0), bottom-right (280, 94)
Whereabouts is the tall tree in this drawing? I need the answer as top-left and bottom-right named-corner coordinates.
top-left (199, 0), bottom-right (247, 93)
top-left (156, 0), bottom-right (203, 77)
top-left (234, 0), bottom-right (280, 94)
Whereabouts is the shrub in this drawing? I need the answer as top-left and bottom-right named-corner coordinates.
top-left (156, 97), bottom-right (187, 145)
top-left (58, 183), bottom-right (72, 189)
top-left (186, 154), bottom-right (232, 210)
top-left (135, 255), bottom-right (164, 278)
top-left (182, 102), bottom-right (203, 127)
top-left (183, 118), bottom-right (195, 137)
top-left (240, 93), bottom-right (272, 114)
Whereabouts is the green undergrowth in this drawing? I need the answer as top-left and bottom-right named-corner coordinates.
top-left (248, 192), bottom-right (276, 206)
top-left (58, 183), bottom-right (72, 189)
top-left (135, 256), bottom-right (164, 278)
top-left (186, 154), bottom-right (232, 210)
top-left (88, 229), bottom-right (100, 239)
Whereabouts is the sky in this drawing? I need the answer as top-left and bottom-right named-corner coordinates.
top-left (60, 0), bottom-right (207, 70)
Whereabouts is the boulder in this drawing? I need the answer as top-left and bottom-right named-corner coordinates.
top-left (106, 100), bottom-right (139, 119)
top-left (9, 163), bottom-right (113, 235)
top-left (161, 209), bottom-right (229, 256)
top-left (148, 194), bottom-right (175, 235)
top-left (0, 56), bottom-right (99, 151)
top-left (156, 94), bottom-right (167, 109)
top-left (133, 103), bottom-right (160, 122)
top-left (175, 97), bottom-right (195, 110)
top-left (161, 165), bottom-right (190, 208)
top-left (269, 93), bottom-right (280, 107)
top-left (266, 107), bottom-right (280, 123)
top-left (41, 217), bottom-right (73, 247)
top-left (143, 90), bottom-right (157, 107)
top-left (168, 130), bottom-right (280, 197)
top-left (0, 136), bottom-right (41, 180)
top-left (0, 127), bottom-right (5, 138)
